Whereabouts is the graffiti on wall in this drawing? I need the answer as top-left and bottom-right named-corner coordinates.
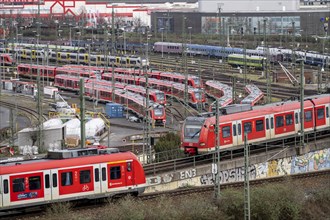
top-left (147, 148), bottom-right (330, 187)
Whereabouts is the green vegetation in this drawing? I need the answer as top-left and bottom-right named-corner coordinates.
top-left (44, 179), bottom-right (330, 220)
top-left (153, 132), bottom-right (185, 161)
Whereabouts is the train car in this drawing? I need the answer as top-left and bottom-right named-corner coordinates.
top-left (0, 148), bottom-right (146, 211)
top-left (205, 80), bottom-right (233, 108)
top-left (84, 80), bottom-right (166, 126)
top-left (54, 74), bottom-right (89, 91)
top-left (227, 54), bottom-right (266, 69)
top-left (7, 42), bottom-right (87, 53)
top-left (0, 54), bottom-right (15, 66)
top-left (240, 84), bottom-right (264, 106)
top-left (55, 67), bottom-right (97, 79)
top-left (181, 94), bottom-right (330, 155)
top-left (153, 42), bottom-right (183, 54)
top-left (124, 84), bottom-right (166, 105)
top-left (17, 64), bottom-right (57, 79)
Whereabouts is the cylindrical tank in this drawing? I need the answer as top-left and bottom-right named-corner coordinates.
top-left (43, 118), bottom-right (63, 129)
top-left (64, 118), bottom-right (81, 137)
top-left (86, 118), bottom-right (105, 138)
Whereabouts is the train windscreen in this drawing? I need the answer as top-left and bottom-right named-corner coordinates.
top-left (154, 107), bottom-right (164, 116)
top-left (156, 92), bottom-right (165, 101)
top-left (194, 91), bottom-right (202, 101)
top-left (193, 78), bottom-right (201, 87)
top-left (184, 125), bottom-right (202, 139)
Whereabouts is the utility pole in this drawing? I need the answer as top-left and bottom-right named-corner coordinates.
top-left (243, 42), bottom-right (247, 86)
top-left (182, 16), bottom-right (188, 117)
top-left (111, 5), bottom-right (115, 55)
top-left (264, 19), bottom-right (271, 103)
top-left (80, 78), bottom-right (85, 148)
top-left (300, 60), bottom-right (304, 147)
top-left (214, 98), bottom-right (221, 199)
top-left (232, 76), bottom-right (236, 104)
top-left (111, 62), bottom-right (115, 102)
top-left (244, 134), bottom-right (251, 220)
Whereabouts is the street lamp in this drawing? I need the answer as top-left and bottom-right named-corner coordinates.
top-left (160, 28), bottom-right (164, 58)
top-left (188, 26), bottom-right (192, 44)
top-left (123, 26), bottom-right (126, 54)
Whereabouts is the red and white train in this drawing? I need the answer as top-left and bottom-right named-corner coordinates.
top-left (181, 94), bottom-right (330, 155)
top-left (205, 80), bottom-right (233, 110)
top-left (17, 64), bottom-right (97, 80)
top-left (101, 72), bottom-right (206, 108)
top-left (85, 79), bottom-right (167, 126)
top-left (0, 54), bottom-right (15, 66)
top-left (0, 148), bottom-right (146, 211)
top-left (114, 68), bottom-right (203, 88)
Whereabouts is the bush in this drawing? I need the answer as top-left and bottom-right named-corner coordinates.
top-left (153, 132), bottom-right (184, 161)
top-left (44, 202), bottom-right (74, 220)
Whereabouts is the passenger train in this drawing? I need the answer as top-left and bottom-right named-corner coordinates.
top-left (154, 42), bottom-right (329, 67)
top-left (0, 54), bottom-right (15, 66)
top-left (181, 94), bottom-right (330, 155)
top-left (0, 46), bottom-right (146, 68)
top-left (0, 148), bottom-right (146, 211)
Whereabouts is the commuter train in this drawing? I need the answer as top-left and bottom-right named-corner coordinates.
top-left (181, 94), bottom-right (330, 155)
top-left (84, 79), bottom-right (167, 126)
top-left (0, 46), bottom-right (146, 68)
top-left (101, 72), bottom-right (206, 108)
top-left (0, 54), bottom-right (15, 66)
top-left (17, 64), bottom-right (98, 79)
top-left (0, 148), bottom-right (146, 211)
top-left (154, 42), bottom-right (329, 67)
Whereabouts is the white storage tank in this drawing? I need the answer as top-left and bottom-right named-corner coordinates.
top-left (86, 118), bottom-right (105, 138)
top-left (64, 118), bottom-right (81, 137)
top-left (43, 118), bottom-right (63, 129)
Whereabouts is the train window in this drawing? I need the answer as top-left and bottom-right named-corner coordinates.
top-left (222, 126), bottom-right (231, 138)
top-left (256, 120), bottom-right (264, 131)
top-left (238, 123), bottom-right (241, 135)
top-left (61, 172), bottom-right (73, 186)
top-left (95, 168), bottom-right (100, 182)
top-left (317, 109), bottom-right (324, 120)
top-left (80, 170), bottom-right (91, 184)
top-left (305, 111), bottom-right (312, 122)
top-left (29, 176), bottom-right (41, 190)
top-left (295, 113), bottom-right (299, 124)
top-left (266, 118), bottom-right (269, 130)
top-left (271, 117), bottom-right (274, 129)
top-left (276, 116), bottom-right (284, 127)
top-left (4, 180), bottom-right (9, 194)
top-left (13, 178), bottom-right (25, 192)
top-left (52, 173), bottom-right (57, 187)
top-left (233, 124), bottom-right (237, 136)
top-left (286, 114), bottom-right (293, 125)
top-left (244, 122), bottom-right (252, 134)
top-left (110, 166), bottom-right (121, 180)
top-left (102, 167), bottom-right (106, 181)
top-left (127, 162), bottom-right (132, 172)
top-left (326, 107), bottom-right (329, 118)
top-left (45, 174), bottom-right (50, 189)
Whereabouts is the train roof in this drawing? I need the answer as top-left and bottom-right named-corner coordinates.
top-left (0, 151), bottom-right (137, 175)
top-left (206, 94), bottom-right (330, 124)
top-left (228, 54), bottom-right (265, 59)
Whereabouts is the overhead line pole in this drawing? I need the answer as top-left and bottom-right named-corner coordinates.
top-left (214, 98), bottom-right (220, 199)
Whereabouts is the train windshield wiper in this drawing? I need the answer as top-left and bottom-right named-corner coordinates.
top-left (191, 129), bottom-right (201, 138)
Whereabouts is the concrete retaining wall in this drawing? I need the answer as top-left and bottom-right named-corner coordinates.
top-left (145, 141), bottom-right (330, 193)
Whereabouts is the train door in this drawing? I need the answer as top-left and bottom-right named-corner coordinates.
top-left (232, 121), bottom-right (239, 146)
top-left (84, 54), bottom-right (89, 64)
top-left (265, 115), bottom-right (273, 140)
top-left (108, 162), bottom-right (126, 190)
top-left (93, 165), bottom-right (101, 194)
top-left (100, 164), bottom-right (108, 193)
top-left (126, 58), bottom-right (130, 67)
top-left (43, 171), bottom-right (51, 201)
top-left (97, 56), bottom-right (101, 66)
top-left (1, 175), bottom-right (10, 207)
top-left (32, 50), bottom-right (36, 60)
top-left (235, 120), bottom-right (243, 146)
top-left (294, 111), bottom-right (300, 134)
top-left (116, 57), bottom-right (120, 66)
top-left (50, 170), bottom-right (59, 200)
top-left (57, 52), bottom-right (61, 62)
top-left (0, 176), bottom-right (2, 207)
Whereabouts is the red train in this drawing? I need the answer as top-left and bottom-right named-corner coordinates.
top-left (0, 54), bottom-right (15, 66)
top-left (17, 64), bottom-right (97, 80)
top-left (0, 148), bottom-right (146, 211)
top-left (205, 80), bottom-right (233, 110)
top-left (85, 79), bottom-right (167, 126)
top-left (101, 72), bottom-right (206, 108)
top-left (181, 94), bottom-right (330, 155)
top-left (114, 68), bottom-right (203, 88)
top-left (54, 74), bottom-right (88, 91)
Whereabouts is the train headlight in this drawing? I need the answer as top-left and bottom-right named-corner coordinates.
top-left (200, 142), bottom-right (205, 146)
